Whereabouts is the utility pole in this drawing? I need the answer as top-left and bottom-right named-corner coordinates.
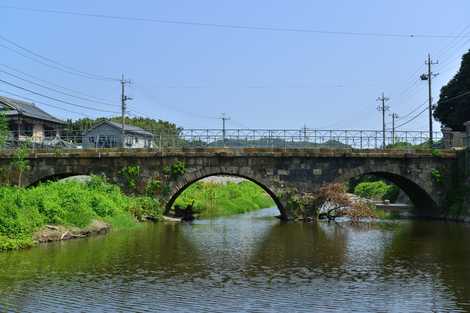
top-left (377, 93), bottom-right (390, 149)
top-left (120, 74), bottom-right (132, 147)
top-left (219, 113), bottom-right (231, 143)
top-left (421, 54), bottom-right (439, 147)
top-left (390, 113), bottom-right (399, 145)
top-left (302, 124), bottom-right (308, 142)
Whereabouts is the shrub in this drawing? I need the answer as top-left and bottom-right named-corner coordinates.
top-left (0, 176), bottom-right (163, 251)
top-left (354, 181), bottom-right (398, 201)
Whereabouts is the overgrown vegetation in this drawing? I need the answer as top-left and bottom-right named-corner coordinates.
top-left (431, 169), bottom-right (444, 184)
top-left (174, 180), bottom-right (275, 218)
top-left (316, 183), bottom-right (377, 222)
top-left (0, 176), bottom-right (161, 251)
top-left (119, 165), bottom-right (141, 191)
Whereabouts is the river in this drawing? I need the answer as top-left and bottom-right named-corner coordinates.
top-left (0, 208), bottom-right (470, 312)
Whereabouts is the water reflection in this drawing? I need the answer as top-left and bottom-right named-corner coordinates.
top-left (0, 209), bottom-right (469, 312)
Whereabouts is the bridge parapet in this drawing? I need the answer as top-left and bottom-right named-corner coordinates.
top-left (5, 128), bottom-right (444, 150)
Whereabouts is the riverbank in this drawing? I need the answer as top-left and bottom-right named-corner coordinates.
top-left (0, 176), bottom-right (162, 251)
top-left (174, 180), bottom-right (275, 218)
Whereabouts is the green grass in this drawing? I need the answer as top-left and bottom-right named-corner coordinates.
top-left (0, 176), bottom-right (162, 251)
top-left (174, 180), bottom-right (275, 218)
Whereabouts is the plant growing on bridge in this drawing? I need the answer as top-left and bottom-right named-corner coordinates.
top-left (431, 169), bottom-right (443, 184)
top-left (119, 165), bottom-right (141, 191)
top-left (431, 149), bottom-right (442, 158)
top-left (170, 161), bottom-right (186, 178)
top-left (10, 143), bottom-right (31, 187)
top-left (145, 178), bottom-right (161, 196)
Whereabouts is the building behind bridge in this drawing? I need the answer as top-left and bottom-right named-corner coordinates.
top-left (82, 120), bottom-right (154, 149)
top-left (0, 96), bottom-right (65, 144)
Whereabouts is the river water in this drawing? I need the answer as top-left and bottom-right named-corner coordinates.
top-left (1, 208), bottom-right (470, 312)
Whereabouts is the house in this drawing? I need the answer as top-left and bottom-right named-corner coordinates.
top-left (82, 120), bottom-right (154, 149)
top-left (0, 96), bottom-right (66, 142)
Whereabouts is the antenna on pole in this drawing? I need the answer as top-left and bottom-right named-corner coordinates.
top-left (120, 74), bottom-right (132, 148)
top-left (377, 93), bottom-right (390, 149)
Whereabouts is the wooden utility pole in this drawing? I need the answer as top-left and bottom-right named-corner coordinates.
top-left (120, 74), bottom-right (132, 147)
top-left (377, 93), bottom-right (390, 149)
top-left (421, 54), bottom-right (438, 147)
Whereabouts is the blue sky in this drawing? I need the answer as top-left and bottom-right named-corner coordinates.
top-left (1, 0), bottom-right (470, 130)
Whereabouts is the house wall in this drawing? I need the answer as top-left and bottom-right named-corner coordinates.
top-left (83, 124), bottom-right (153, 149)
top-left (32, 123), bottom-right (44, 142)
top-left (123, 134), bottom-right (153, 149)
top-left (83, 124), bottom-right (122, 148)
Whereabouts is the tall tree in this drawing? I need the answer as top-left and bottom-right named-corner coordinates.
top-left (434, 50), bottom-right (470, 131)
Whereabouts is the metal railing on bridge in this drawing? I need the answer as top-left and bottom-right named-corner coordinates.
top-left (2, 128), bottom-right (444, 151)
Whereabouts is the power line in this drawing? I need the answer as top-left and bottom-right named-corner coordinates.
top-left (399, 100), bottom-right (428, 120)
top-left (134, 83), bottom-right (219, 120)
top-left (0, 68), bottom-right (119, 107)
top-left (0, 78), bottom-right (120, 114)
top-left (395, 107), bottom-right (428, 129)
top-left (0, 35), bottom-right (119, 82)
top-left (0, 63), bottom-right (117, 103)
top-left (1, 5), bottom-right (469, 39)
top-left (0, 89), bottom-right (90, 117)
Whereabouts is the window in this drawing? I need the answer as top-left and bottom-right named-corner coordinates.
top-left (125, 136), bottom-right (133, 146)
top-left (89, 136), bottom-right (95, 143)
top-left (98, 135), bottom-right (117, 148)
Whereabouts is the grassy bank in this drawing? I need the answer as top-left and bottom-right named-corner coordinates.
top-left (174, 180), bottom-right (275, 218)
top-left (0, 176), bottom-right (161, 251)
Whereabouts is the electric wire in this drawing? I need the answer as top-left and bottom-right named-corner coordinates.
top-left (0, 34), bottom-right (120, 81)
top-left (0, 89), bottom-right (90, 117)
top-left (0, 69), bottom-right (120, 107)
top-left (395, 107), bottom-right (428, 129)
top-left (1, 5), bottom-right (468, 39)
top-left (0, 78), bottom-right (120, 114)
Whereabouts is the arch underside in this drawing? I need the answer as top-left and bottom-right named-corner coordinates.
top-left (165, 171), bottom-right (285, 219)
top-left (353, 171), bottom-right (439, 217)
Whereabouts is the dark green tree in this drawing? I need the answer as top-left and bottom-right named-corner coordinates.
top-left (434, 49), bottom-right (470, 131)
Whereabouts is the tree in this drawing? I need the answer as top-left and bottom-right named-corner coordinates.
top-left (316, 183), bottom-right (376, 222)
top-left (434, 49), bottom-right (470, 131)
top-left (10, 143), bottom-right (30, 187)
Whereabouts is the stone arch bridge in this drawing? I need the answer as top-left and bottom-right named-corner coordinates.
top-left (1, 148), bottom-right (459, 220)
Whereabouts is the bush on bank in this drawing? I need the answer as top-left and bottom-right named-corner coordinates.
top-left (0, 176), bottom-right (162, 251)
top-left (353, 181), bottom-right (399, 202)
top-left (174, 181), bottom-right (275, 217)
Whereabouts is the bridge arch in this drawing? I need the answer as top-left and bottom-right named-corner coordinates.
top-left (27, 172), bottom-right (89, 187)
top-left (339, 169), bottom-right (439, 217)
top-left (165, 168), bottom-right (285, 219)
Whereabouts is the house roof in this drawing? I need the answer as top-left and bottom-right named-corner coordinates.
top-left (0, 96), bottom-right (65, 125)
top-left (85, 120), bottom-right (154, 137)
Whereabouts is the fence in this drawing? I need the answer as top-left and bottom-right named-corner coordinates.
top-left (2, 128), bottom-right (444, 151)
